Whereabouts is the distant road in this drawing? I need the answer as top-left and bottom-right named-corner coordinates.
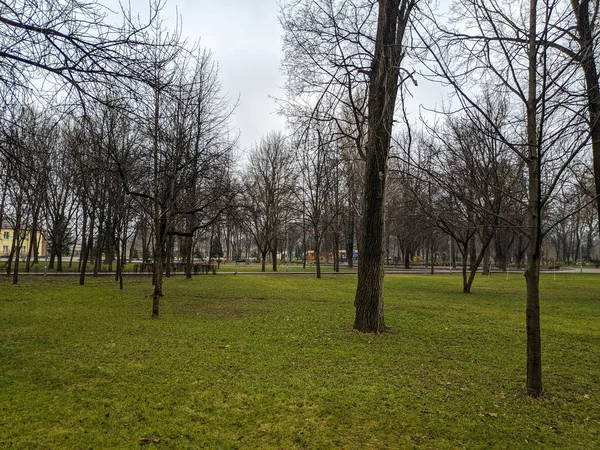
top-left (5, 266), bottom-right (599, 276)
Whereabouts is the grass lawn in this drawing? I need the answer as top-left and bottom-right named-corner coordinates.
top-left (0, 273), bottom-right (598, 449)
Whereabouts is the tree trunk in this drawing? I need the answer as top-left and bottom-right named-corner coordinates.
top-left (271, 241), bottom-right (278, 272)
top-left (571, 0), bottom-right (600, 231)
top-left (152, 219), bottom-right (166, 319)
top-left (80, 209), bottom-right (94, 286)
top-left (430, 240), bottom-right (435, 275)
top-left (315, 238), bottom-right (322, 279)
top-left (333, 232), bottom-right (340, 272)
top-left (261, 250), bottom-right (267, 272)
top-left (469, 237), bottom-right (477, 271)
top-left (465, 232), bottom-right (494, 293)
top-left (25, 227), bottom-right (36, 272)
top-left (129, 223), bottom-right (139, 263)
top-left (346, 213), bottom-right (354, 269)
top-left (524, 0), bottom-right (542, 397)
top-left (12, 198), bottom-right (23, 284)
top-left (165, 235), bottom-right (173, 278)
top-left (185, 233), bottom-right (193, 279)
top-left (354, 0), bottom-right (412, 332)
top-left (482, 244), bottom-right (490, 275)
top-left (461, 241), bottom-right (469, 293)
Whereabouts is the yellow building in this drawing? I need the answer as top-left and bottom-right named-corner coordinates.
top-left (0, 226), bottom-right (46, 258)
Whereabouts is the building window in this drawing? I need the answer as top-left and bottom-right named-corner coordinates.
top-left (3, 232), bottom-right (9, 240)
top-left (2, 245), bottom-right (8, 254)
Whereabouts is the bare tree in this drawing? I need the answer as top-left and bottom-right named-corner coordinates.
top-left (242, 132), bottom-right (296, 272)
top-left (353, 0), bottom-right (418, 332)
top-left (295, 123), bottom-right (340, 279)
top-left (420, 0), bottom-right (591, 396)
top-left (0, 0), bottom-right (168, 109)
top-left (568, 1), bottom-right (600, 227)
top-left (281, 0), bottom-right (419, 331)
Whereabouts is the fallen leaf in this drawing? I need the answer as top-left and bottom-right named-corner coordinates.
top-left (139, 436), bottom-right (160, 445)
top-left (486, 412), bottom-right (499, 417)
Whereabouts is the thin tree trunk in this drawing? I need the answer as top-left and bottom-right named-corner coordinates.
top-left (524, 0), bottom-right (542, 397)
top-left (346, 212), bottom-right (354, 269)
top-left (430, 240), bottom-right (435, 275)
top-left (68, 210), bottom-right (79, 269)
top-left (315, 239), bottom-right (322, 279)
top-left (465, 232), bottom-right (494, 293)
top-left (12, 198), bottom-right (23, 284)
top-left (165, 235), bottom-right (173, 278)
top-left (185, 234), bottom-right (193, 279)
top-left (80, 209), bottom-right (93, 286)
top-left (333, 232), bottom-right (340, 272)
top-left (25, 227), bottom-right (36, 272)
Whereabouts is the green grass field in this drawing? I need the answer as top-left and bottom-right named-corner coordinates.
top-left (1, 273), bottom-right (598, 449)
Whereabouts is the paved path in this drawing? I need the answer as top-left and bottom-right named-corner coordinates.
top-left (5, 267), bottom-right (599, 276)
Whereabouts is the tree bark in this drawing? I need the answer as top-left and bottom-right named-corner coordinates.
top-left (346, 210), bottom-right (354, 269)
top-left (524, 0), bottom-right (542, 397)
top-left (315, 237), bottom-right (322, 279)
top-left (354, 0), bottom-right (412, 332)
top-left (261, 250), bottom-right (267, 272)
top-left (11, 197), bottom-right (23, 284)
top-left (571, 0), bottom-right (600, 231)
top-left (271, 241), bottom-right (278, 272)
top-left (80, 208), bottom-right (93, 286)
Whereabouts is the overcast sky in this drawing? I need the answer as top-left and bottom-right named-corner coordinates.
top-left (119, 0), bottom-right (286, 153)
top-left (118, 0), bottom-right (446, 153)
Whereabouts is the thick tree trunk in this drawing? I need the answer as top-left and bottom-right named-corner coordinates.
top-left (261, 250), bottom-right (267, 272)
top-left (152, 251), bottom-right (163, 318)
top-left (469, 238), bottom-right (477, 271)
top-left (461, 241), bottom-right (469, 293)
top-left (354, 0), bottom-right (412, 332)
top-left (571, 0), bottom-right (600, 230)
top-left (482, 245), bottom-right (490, 275)
top-left (152, 219), bottom-right (166, 319)
top-left (271, 243), bottom-right (278, 272)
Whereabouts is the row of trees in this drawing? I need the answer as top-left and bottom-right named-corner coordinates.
top-left (0, 0), bottom-right (238, 318)
top-left (279, 0), bottom-right (600, 398)
top-left (0, 0), bottom-right (598, 398)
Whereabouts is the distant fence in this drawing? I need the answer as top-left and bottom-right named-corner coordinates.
top-left (133, 262), bottom-right (217, 275)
